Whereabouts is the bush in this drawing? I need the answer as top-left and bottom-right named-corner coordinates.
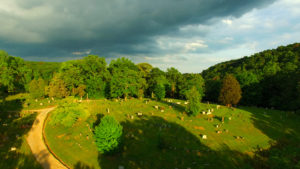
top-left (94, 116), bottom-right (123, 154)
top-left (154, 84), bottom-right (165, 101)
top-left (49, 100), bottom-right (89, 127)
top-left (185, 86), bottom-right (201, 115)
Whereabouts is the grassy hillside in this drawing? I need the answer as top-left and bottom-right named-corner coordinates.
top-left (44, 98), bottom-right (300, 169)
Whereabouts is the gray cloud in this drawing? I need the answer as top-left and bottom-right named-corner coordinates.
top-left (0, 0), bottom-right (276, 60)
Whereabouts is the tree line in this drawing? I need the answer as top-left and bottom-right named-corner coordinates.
top-left (1, 42), bottom-right (299, 113)
top-left (0, 53), bottom-right (205, 107)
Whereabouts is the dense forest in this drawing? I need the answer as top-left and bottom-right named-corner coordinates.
top-left (202, 43), bottom-right (300, 111)
top-left (1, 43), bottom-right (300, 112)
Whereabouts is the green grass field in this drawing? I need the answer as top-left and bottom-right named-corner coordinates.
top-left (44, 98), bottom-right (300, 169)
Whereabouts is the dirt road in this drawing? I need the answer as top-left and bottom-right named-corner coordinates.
top-left (26, 107), bottom-right (67, 169)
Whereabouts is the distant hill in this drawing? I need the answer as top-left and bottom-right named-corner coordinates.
top-left (202, 43), bottom-right (300, 111)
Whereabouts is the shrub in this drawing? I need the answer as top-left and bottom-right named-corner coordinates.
top-left (94, 116), bottom-right (123, 154)
top-left (49, 100), bottom-right (89, 127)
top-left (185, 86), bottom-right (201, 115)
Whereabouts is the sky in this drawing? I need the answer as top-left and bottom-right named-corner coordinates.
top-left (0, 0), bottom-right (299, 73)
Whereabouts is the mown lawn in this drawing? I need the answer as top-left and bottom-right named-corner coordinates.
top-left (44, 98), bottom-right (300, 169)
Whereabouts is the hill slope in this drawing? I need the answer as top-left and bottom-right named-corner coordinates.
top-left (202, 43), bottom-right (300, 111)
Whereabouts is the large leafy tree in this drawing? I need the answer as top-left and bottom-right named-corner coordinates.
top-left (82, 55), bottom-right (110, 98)
top-left (47, 74), bottom-right (69, 98)
top-left (109, 58), bottom-right (144, 99)
top-left (218, 74), bottom-right (242, 106)
top-left (154, 84), bottom-right (165, 101)
top-left (0, 50), bottom-right (31, 94)
top-left (178, 74), bottom-right (205, 100)
top-left (147, 68), bottom-right (168, 98)
top-left (166, 67), bottom-right (182, 98)
top-left (60, 61), bottom-right (84, 95)
top-left (59, 55), bottom-right (110, 98)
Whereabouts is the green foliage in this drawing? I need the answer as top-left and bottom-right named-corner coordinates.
top-left (49, 99), bottom-right (89, 127)
top-left (204, 78), bottom-right (221, 103)
top-left (137, 63), bottom-right (153, 78)
top-left (109, 58), bottom-right (143, 99)
top-left (58, 55), bottom-right (110, 98)
top-left (94, 116), bottom-right (123, 154)
top-left (74, 84), bottom-right (86, 98)
top-left (219, 74), bottom-right (242, 106)
top-left (29, 78), bottom-right (45, 99)
top-left (185, 86), bottom-right (201, 115)
top-left (25, 61), bottom-right (61, 83)
top-left (147, 68), bottom-right (169, 97)
top-left (0, 51), bottom-right (31, 93)
top-left (154, 84), bottom-right (165, 101)
top-left (166, 67), bottom-right (182, 98)
top-left (47, 75), bottom-right (69, 98)
top-left (202, 43), bottom-right (300, 111)
top-left (178, 74), bottom-right (205, 100)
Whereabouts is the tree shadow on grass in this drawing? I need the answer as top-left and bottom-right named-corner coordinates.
top-left (97, 116), bottom-right (253, 169)
top-left (239, 106), bottom-right (300, 169)
top-left (74, 161), bottom-right (95, 169)
top-left (241, 106), bottom-right (300, 141)
top-left (0, 99), bottom-right (43, 169)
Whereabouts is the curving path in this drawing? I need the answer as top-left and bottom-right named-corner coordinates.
top-left (26, 107), bottom-right (67, 169)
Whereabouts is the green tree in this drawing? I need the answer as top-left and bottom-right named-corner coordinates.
top-left (178, 74), bottom-right (205, 100)
top-left (60, 61), bottom-right (84, 95)
top-left (218, 74), bottom-right (242, 106)
top-left (137, 63), bottom-right (153, 78)
top-left (147, 68), bottom-right (168, 98)
top-left (47, 75), bottom-right (69, 98)
top-left (185, 86), bottom-right (201, 115)
top-left (0, 51), bottom-right (31, 93)
top-left (94, 116), bottom-right (123, 154)
top-left (154, 84), bottom-right (165, 101)
top-left (166, 67), bottom-right (182, 98)
top-left (76, 84), bottom-right (86, 99)
top-left (29, 78), bottom-right (45, 98)
top-left (109, 58), bottom-right (143, 100)
top-left (82, 55), bottom-right (110, 98)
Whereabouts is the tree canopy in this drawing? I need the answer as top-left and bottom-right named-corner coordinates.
top-left (202, 43), bottom-right (300, 111)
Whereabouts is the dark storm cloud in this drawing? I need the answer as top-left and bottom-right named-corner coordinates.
top-left (0, 0), bottom-right (275, 60)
